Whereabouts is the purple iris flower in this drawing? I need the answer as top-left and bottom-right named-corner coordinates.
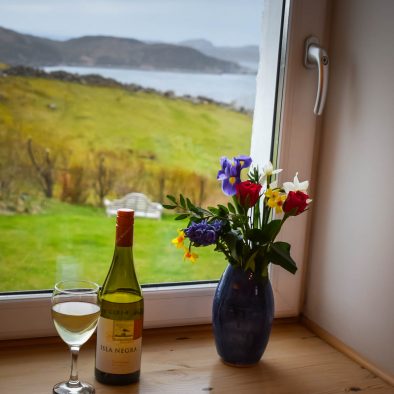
top-left (234, 155), bottom-right (252, 170)
top-left (185, 220), bottom-right (223, 246)
top-left (217, 155), bottom-right (252, 196)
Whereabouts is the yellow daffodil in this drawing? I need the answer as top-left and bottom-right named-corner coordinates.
top-left (171, 230), bottom-right (185, 249)
top-left (265, 188), bottom-right (287, 214)
top-left (184, 249), bottom-right (198, 263)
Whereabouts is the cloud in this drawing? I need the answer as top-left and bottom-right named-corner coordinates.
top-left (0, 0), bottom-right (263, 45)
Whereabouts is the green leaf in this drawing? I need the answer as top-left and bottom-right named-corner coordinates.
top-left (208, 206), bottom-right (219, 215)
top-left (274, 241), bottom-right (291, 253)
top-left (268, 242), bottom-right (297, 274)
top-left (186, 198), bottom-right (194, 211)
top-left (179, 194), bottom-right (186, 208)
top-left (245, 228), bottom-right (269, 243)
top-left (166, 195), bottom-right (177, 204)
top-left (262, 219), bottom-right (282, 241)
top-left (190, 205), bottom-right (203, 217)
top-left (244, 250), bottom-right (259, 272)
top-left (221, 231), bottom-right (242, 261)
top-left (217, 204), bottom-right (229, 215)
top-left (162, 204), bottom-right (177, 209)
top-left (227, 202), bottom-right (236, 214)
top-left (175, 213), bottom-right (189, 221)
top-left (237, 239), bottom-right (245, 258)
top-left (193, 207), bottom-right (207, 217)
top-left (231, 215), bottom-right (247, 229)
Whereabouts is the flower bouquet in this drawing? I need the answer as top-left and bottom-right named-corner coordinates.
top-left (165, 154), bottom-right (312, 365)
top-left (165, 154), bottom-right (311, 277)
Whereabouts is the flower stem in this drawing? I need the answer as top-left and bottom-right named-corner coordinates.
top-left (216, 240), bottom-right (233, 263)
top-left (272, 214), bottom-right (290, 242)
top-left (253, 198), bottom-right (260, 229)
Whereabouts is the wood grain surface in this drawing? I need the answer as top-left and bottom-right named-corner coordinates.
top-left (0, 323), bottom-right (393, 394)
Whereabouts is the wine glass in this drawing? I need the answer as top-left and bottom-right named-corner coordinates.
top-left (51, 280), bottom-right (100, 394)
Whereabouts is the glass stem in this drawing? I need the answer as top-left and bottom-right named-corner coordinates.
top-left (68, 345), bottom-right (81, 387)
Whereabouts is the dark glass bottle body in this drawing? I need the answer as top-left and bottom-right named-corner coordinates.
top-left (95, 209), bottom-right (144, 385)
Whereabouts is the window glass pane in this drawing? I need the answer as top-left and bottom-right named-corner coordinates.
top-left (0, 0), bottom-right (264, 291)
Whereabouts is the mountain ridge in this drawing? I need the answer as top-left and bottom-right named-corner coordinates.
top-left (180, 38), bottom-right (259, 71)
top-left (0, 26), bottom-right (247, 74)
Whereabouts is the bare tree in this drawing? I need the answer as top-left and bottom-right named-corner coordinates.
top-left (27, 138), bottom-right (56, 198)
top-left (61, 165), bottom-right (89, 204)
top-left (94, 154), bottom-right (114, 206)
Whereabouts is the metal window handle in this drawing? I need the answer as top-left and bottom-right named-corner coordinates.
top-left (304, 36), bottom-right (329, 116)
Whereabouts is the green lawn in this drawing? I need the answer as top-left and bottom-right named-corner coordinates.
top-left (0, 201), bottom-right (225, 292)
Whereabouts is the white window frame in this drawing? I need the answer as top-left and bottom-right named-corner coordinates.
top-left (0, 284), bottom-right (218, 338)
top-left (0, 0), bottom-right (329, 339)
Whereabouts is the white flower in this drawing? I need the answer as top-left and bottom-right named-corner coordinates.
top-left (283, 172), bottom-right (309, 194)
top-left (259, 161), bottom-right (282, 184)
top-left (263, 161), bottom-right (282, 176)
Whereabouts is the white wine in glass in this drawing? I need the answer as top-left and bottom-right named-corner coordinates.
top-left (51, 280), bottom-right (100, 394)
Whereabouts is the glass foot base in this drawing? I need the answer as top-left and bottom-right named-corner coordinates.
top-left (53, 381), bottom-right (95, 394)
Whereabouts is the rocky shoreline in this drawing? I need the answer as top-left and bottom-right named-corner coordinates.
top-left (1, 65), bottom-right (251, 114)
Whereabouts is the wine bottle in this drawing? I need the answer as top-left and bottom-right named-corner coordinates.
top-left (95, 209), bottom-right (144, 385)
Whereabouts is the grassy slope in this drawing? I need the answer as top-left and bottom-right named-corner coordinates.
top-left (0, 201), bottom-right (224, 291)
top-left (0, 76), bottom-right (252, 176)
top-left (0, 75), bottom-right (249, 291)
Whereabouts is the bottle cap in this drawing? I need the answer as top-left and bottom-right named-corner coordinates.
top-left (116, 209), bottom-right (134, 226)
top-left (116, 209), bottom-right (134, 246)
top-left (117, 209), bottom-right (134, 218)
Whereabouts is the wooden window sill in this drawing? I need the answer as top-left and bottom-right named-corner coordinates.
top-left (0, 322), bottom-right (392, 394)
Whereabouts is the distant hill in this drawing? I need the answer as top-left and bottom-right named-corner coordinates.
top-left (0, 26), bottom-right (246, 74)
top-left (180, 39), bottom-right (259, 71)
top-left (0, 27), bottom-right (62, 65)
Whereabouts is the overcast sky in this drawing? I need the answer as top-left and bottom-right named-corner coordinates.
top-left (0, 0), bottom-right (263, 46)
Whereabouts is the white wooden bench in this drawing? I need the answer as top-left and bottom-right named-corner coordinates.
top-left (104, 193), bottom-right (163, 219)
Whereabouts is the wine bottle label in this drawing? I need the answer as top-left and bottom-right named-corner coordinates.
top-left (96, 316), bottom-right (142, 374)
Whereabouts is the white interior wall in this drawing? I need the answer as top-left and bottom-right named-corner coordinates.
top-left (304, 0), bottom-right (394, 375)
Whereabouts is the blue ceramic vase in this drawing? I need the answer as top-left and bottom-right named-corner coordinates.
top-left (212, 264), bottom-right (274, 366)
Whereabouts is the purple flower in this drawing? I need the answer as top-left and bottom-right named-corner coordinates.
top-left (210, 220), bottom-right (223, 233)
top-left (234, 155), bottom-right (252, 170)
top-left (185, 220), bottom-right (223, 246)
top-left (217, 155), bottom-right (252, 196)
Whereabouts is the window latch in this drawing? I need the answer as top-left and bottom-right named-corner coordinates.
top-left (304, 36), bottom-right (329, 116)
